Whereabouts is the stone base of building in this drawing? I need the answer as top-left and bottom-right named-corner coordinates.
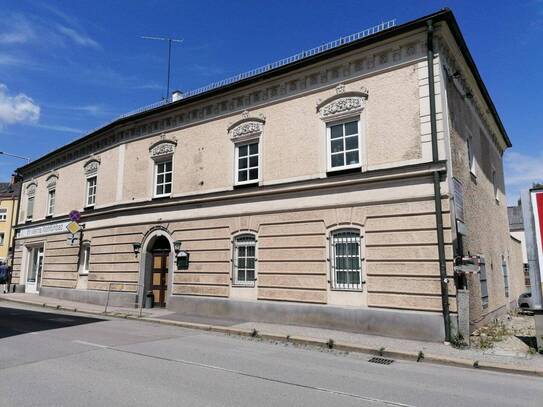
top-left (167, 294), bottom-right (446, 342)
top-left (39, 287), bottom-right (138, 308)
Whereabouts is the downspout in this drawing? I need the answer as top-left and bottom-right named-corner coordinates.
top-left (427, 19), bottom-right (451, 341)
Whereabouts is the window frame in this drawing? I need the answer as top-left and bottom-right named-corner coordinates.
top-left (0, 208), bottom-right (6, 221)
top-left (153, 158), bottom-right (173, 198)
top-left (329, 228), bottom-right (364, 291)
top-left (234, 140), bottom-right (260, 186)
top-left (26, 196), bottom-right (34, 221)
top-left (46, 188), bottom-right (56, 216)
top-left (466, 135), bottom-right (476, 177)
top-left (0, 232), bottom-right (4, 246)
top-left (491, 167), bottom-right (499, 202)
top-left (502, 255), bottom-right (509, 298)
top-left (479, 255), bottom-right (489, 307)
top-left (85, 176), bottom-right (97, 208)
top-left (232, 233), bottom-right (257, 286)
top-left (326, 118), bottom-right (362, 173)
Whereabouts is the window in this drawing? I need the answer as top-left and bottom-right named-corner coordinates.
top-left (47, 189), bottom-right (55, 216)
top-left (86, 176), bottom-right (97, 207)
top-left (0, 208), bottom-right (6, 221)
top-left (78, 243), bottom-right (91, 275)
top-left (328, 120), bottom-right (360, 171)
top-left (330, 229), bottom-right (362, 290)
top-left (492, 169), bottom-right (499, 202)
top-left (467, 136), bottom-right (476, 175)
top-left (233, 234), bottom-right (256, 285)
top-left (154, 160), bottom-right (173, 197)
top-left (452, 178), bottom-right (464, 222)
top-left (502, 256), bottom-right (509, 298)
top-left (26, 196), bottom-right (34, 221)
top-left (523, 263), bottom-right (531, 287)
top-left (0, 232), bottom-right (4, 245)
top-left (479, 256), bottom-right (489, 307)
top-left (236, 142), bottom-right (259, 184)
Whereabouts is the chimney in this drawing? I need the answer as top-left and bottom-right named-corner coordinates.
top-left (171, 90), bottom-right (183, 102)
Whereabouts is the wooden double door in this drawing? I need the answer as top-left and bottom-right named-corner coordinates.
top-left (151, 251), bottom-right (169, 307)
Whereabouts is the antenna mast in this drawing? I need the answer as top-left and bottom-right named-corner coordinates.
top-left (141, 36), bottom-right (184, 99)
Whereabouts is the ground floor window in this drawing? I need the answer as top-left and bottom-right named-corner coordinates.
top-left (330, 229), bottom-right (362, 290)
top-left (479, 256), bottom-right (489, 307)
top-left (501, 255), bottom-right (509, 298)
top-left (233, 234), bottom-right (256, 285)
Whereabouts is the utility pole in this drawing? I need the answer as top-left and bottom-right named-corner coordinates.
top-left (141, 36), bottom-right (184, 100)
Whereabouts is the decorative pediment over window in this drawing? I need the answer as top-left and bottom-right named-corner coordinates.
top-left (149, 134), bottom-right (177, 159)
top-left (228, 110), bottom-right (266, 142)
top-left (317, 84), bottom-right (369, 121)
top-left (84, 158), bottom-right (100, 177)
top-left (45, 173), bottom-right (58, 189)
top-left (26, 182), bottom-right (37, 197)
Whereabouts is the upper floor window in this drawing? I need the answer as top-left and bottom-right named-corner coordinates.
top-left (467, 136), bottom-right (476, 176)
top-left (86, 176), bottom-right (97, 207)
top-left (492, 168), bottom-right (499, 202)
top-left (26, 197), bottom-right (34, 221)
top-left (47, 189), bottom-right (55, 216)
top-left (0, 208), bottom-right (6, 221)
top-left (479, 255), bottom-right (489, 307)
top-left (328, 120), bottom-right (361, 171)
top-left (233, 234), bottom-right (256, 286)
top-left (330, 229), bottom-right (362, 290)
top-left (155, 160), bottom-right (173, 197)
top-left (236, 141), bottom-right (259, 185)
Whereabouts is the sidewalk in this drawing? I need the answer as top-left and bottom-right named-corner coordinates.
top-left (1, 292), bottom-right (542, 377)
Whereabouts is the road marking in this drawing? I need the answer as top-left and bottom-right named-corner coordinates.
top-left (108, 347), bottom-right (416, 407)
top-left (72, 340), bottom-right (109, 348)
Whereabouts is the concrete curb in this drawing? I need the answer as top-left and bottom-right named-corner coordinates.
top-left (2, 296), bottom-right (542, 378)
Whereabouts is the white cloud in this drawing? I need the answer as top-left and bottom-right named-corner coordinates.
top-left (56, 24), bottom-right (100, 49)
top-left (504, 150), bottom-right (543, 203)
top-left (0, 15), bottom-right (34, 44)
top-left (0, 84), bottom-right (40, 126)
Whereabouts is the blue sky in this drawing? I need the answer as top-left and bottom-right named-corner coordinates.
top-left (0, 0), bottom-right (541, 203)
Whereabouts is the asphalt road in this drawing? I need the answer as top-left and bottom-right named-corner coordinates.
top-left (0, 302), bottom-right (541, 407)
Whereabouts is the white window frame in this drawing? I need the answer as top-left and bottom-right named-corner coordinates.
top-left (329, 228), bottom-right (363, 290)
top-left (46, 189), bottom-right (55, 216)
top-left (479, 255), bottom-right (489, 307)
top-left (467, 135), bottom-right (476, 177)
top-left (0, 232), bottom-right (4, 246)
top-left (326, 118), bottom-right (362, 172)
top-left (154, 158), bottom-right (173, 198)
top-left (86, 176), bottom-right (97, 208)
top-left (78, 242), bottom-right (91, 275)
top-left (232, 234), bottom-right (257, 286)
top-left (234, 140), bottom-right (260, 186)
top-left (0, 208), bottom-right (6, 221)
top-left (26, 196), bottom-right (34, 221)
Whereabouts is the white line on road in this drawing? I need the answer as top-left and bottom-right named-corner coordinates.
top-left (72, 340), bottom-right (109, 348)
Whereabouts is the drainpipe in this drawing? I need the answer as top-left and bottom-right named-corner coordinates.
top-left (427, 19), bottom-right (451, 342)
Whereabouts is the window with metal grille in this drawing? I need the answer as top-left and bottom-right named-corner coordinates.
top-left (330, 229), bottom-right (362, 290)
top-left (155, 160), bottom-right (173, 197)
top-left (233, 234), bottom-right (256, 285)
top-left (236, 142), bottom-right (259, 185)
top-left (502, 255), bottom-right (509, 297)
top-left (327, 120), bottom-right (360, 171)
top-left (479, 256), bottom-right (488, 307)
top-left (86, 176), bottom-right (97, 207)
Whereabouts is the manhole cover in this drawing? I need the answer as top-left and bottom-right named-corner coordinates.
top-left (368, 357), bottom-right (394, 365)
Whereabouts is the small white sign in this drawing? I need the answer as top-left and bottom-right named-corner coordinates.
top-left (17, 221), bottom-right (71, 238)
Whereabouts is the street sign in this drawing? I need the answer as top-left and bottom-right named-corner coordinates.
top-left (69, 210), bottom-right (81, 222)
top-left (67, 235), bottom-right (79, 247)
top-left (66, 221), bottom-right (81, 235)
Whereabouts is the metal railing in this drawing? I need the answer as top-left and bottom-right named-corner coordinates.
top-left (104, 282), bottom-right (143, 317)
top-left (81, 19), bottom-right (396, 138)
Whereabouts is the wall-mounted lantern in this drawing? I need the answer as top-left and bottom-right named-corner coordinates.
top-left (173, 240), bottom-right (189, 269)
top-left (173, 240), bottom-right (182, 253)
top-left (132, 242), bottom-right (142, 257)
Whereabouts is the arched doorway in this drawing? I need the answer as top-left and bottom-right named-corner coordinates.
top-left (142, 234), bottom-right (172, 308)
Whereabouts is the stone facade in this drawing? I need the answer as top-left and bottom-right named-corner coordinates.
top-left (11, 11), bottom-right (517, 341)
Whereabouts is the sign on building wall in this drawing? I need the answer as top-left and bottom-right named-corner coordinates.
top-left (17, 222), bottom-right (71, 239)
top-left (531, 190), bottom-right (543, 282)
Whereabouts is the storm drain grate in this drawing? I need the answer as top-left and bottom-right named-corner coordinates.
top-left (368, 357), bottom-right (394, 365)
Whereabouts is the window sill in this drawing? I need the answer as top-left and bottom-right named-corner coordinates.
top-left (233, 182), bottom-right (259, 190)
top-left (330, 287), bottom-right (363, 292)
top-left (232, 283), bottom-right (256, 288)
top-left (83, 205), bottom-right (95, 211)
top-left (326, 166), bottom-right (362, 177)
top-left (152, 195), bottom-right (172, 201)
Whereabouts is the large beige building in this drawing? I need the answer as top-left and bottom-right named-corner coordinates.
top-left (0, 178), bottom-right (20, 265)
top-left (11, 10), bottom-right (520, 341)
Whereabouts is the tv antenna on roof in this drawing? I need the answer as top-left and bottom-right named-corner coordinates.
top-left (141, 36), bottom-right (184, 100)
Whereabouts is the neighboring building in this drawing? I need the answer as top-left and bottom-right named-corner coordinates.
top-left (0, 177), bottom-right (21, 265)
top-left (10, 9), bottom-right (519, 341)
top-left (508, 201), bottom-right (531, 288)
